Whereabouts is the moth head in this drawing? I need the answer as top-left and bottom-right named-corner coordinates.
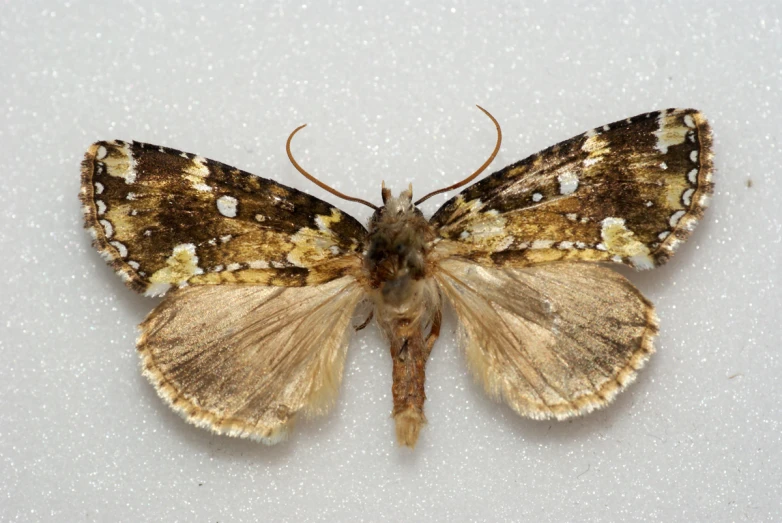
top-left (370, 182), bottom-right (424, 230)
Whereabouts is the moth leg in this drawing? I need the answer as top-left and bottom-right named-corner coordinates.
top-left (423, 308), bottom-right (442, 358)
top-left (354, 309), bottom-right (374, 331)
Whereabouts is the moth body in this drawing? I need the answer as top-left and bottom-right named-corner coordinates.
top-left (364, 186), bottom-right (442, 447)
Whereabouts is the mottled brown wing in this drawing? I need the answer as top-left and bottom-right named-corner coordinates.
top-left (138, 276), bottom-right (364, 443)
top-left (436, 258), bottom-right (657, 419)
top-left (430, 109), bottom-right (713, 269)
top-left (80, 140), bottom-right (367, 296)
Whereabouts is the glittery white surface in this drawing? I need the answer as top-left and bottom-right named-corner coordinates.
top-left (2, 2), bottom-right (781, 521)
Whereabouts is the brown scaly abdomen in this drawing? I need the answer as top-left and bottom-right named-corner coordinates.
top-left (373, 279), bottom-right (441, 448)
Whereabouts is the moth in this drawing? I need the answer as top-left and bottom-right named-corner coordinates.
top-left (80, 107), bottom-right (713, 448)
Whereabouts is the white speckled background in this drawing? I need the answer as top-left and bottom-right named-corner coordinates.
top-left (2, 1), bottom-right (780, 521)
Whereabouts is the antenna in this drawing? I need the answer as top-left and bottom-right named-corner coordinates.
top-left (414, 105), bottom-right (502, 205)
top-left (286, 124), bottom-right (379, 210)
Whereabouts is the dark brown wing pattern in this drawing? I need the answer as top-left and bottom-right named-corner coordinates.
top-left (430, 109), bottom-right (713, 270)
top-left (80, 140), bottom-right (367, 296)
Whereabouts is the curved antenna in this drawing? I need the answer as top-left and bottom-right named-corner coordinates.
top-left (414, 105), bottom-right (502, 205)
top-left (286, 124), bottom-right (379, 210)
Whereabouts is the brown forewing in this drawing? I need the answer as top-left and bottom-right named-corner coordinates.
top-left (79, 140), bottom-right (367, 295)
top-left (430, 109), bottom-right (713, 270)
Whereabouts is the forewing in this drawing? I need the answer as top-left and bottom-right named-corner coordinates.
top-left (80, 140), bottom-right (367, 296)
top-left (436, 258), bottom-right (657, 419)
top-left (431, 109), bottom-right (713, 269)
top-left (137, 276), bottom-right (364, 443)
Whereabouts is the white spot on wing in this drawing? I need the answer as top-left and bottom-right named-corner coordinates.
top-left (669, 210), bottom-right (686, 227)
top-left (602, 217), bottom-right (625, 228)
top-left (217, 195), bottom-right (238, 218)
top-left (630, 254), bottom-right (654, 270)
top-left (94, 182), bottom-right (104, 194)
top-left (688, 169), bottom-right (698, 184)
top-left (531, 239), bottom-right (554, 249)
top-left (110, 241), bottom-right (128, 258)
top-left (145, 282), bottom-right (171, 297)
top-left (690, 150), bottom-right (699, 163)
top-left (226, 263), bottom-right (241, 272)
top-left (96, 200), bottom-right (106, 215)
top-left (99, 219), bottom-right (113, 238)
top-left (532, 192), bottom-right (543, 202)
top-left (684, 114), bottom-right (695, 128)
top-left (96, 145), bottom-right (107, 160)
top-left (682, 188), bottom-right (695, 206)
top-left (557, 171), bottom-right (579, 195)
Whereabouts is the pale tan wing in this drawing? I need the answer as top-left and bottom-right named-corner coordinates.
top-left (137, 276), bottom-right (364, 443)
top-left (436, 258), bottom-right (658, 419)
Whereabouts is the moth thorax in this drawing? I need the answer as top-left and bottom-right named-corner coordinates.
top-left (365, 190), bottom-right (434, 310)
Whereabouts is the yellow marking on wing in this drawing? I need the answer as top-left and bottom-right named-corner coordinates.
top-left (103, 142), bottom-right (137, 184)
top-left (653, 113), bottom-right (689, 153)
top-left (149, 244), bottom-right (203, 288)
top-left (601, 218), bottom-right (653, 269)
top-left (183, 156), bottom-right (212, 192)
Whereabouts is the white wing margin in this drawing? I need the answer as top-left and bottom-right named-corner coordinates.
top-left (137, 277), bottom-right (364, 443)
top-left (436, 259), bottom-right (658, 419)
